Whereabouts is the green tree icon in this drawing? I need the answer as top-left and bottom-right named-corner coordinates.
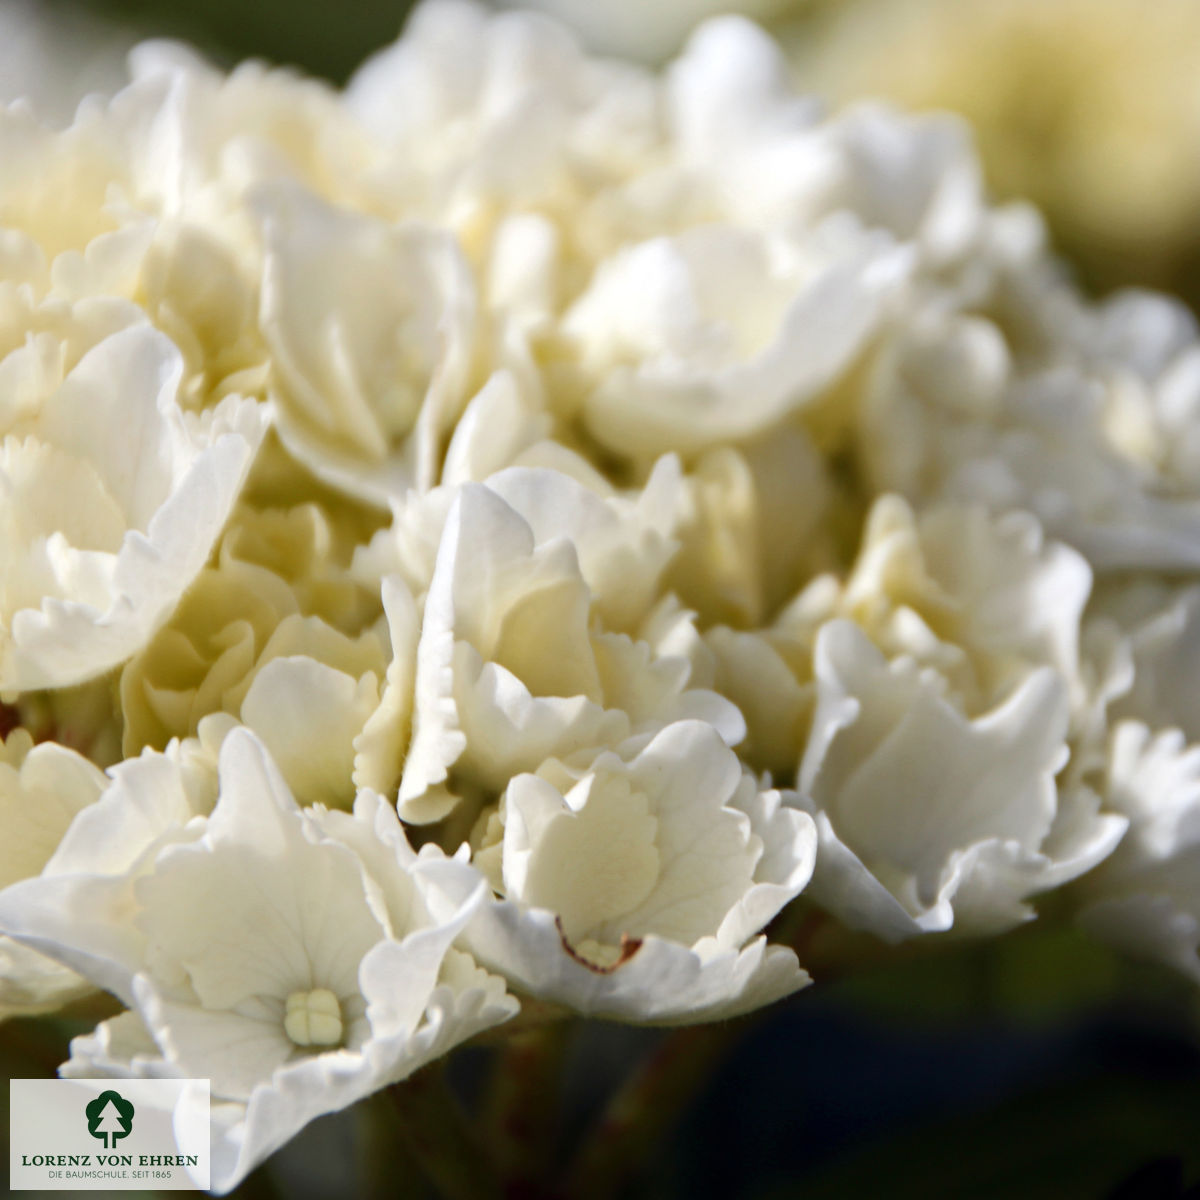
top-left (85, 1090), bottom-right (135, 1149)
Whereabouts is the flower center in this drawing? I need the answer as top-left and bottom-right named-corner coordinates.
top-left (283, 987), bottom-right (343, 1048)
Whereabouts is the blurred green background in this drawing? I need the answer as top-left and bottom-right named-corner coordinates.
top-left (72, 0), bottom-right (417, 82)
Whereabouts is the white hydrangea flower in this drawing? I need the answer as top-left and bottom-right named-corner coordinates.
top-left (790, 0), bottom-right (1200, 304)
top-left (705, 619), bottom-right (816, 782)
top-left (707, 495), bottom-right (1095, 778)
top-left (120, 564), bottom-right (386, 808)
top-left (0, 727), bottom-right (107, 1017)
top-left (664, 17), bottom-right (986, 254)
top-left (662, 426), bottom-right (833, 629)
top-left (564, 221), bottom-right (910, 459)
top-left (449, 720), bottom-right (815, 1022)
top-left (859, 235), bottom-right (1200, 575)
top-left (0, 100), bottom-right (140, 270)
top-left (821, 103), bottom-right (986, 269)
top-left (0, 31), bottom-right (391, 418)
top-left (496, 0), bottom-right (797, 63)
top-left (398, 462), bottom-right (744, 822)
top-left (831, 496), bottom-right (1093, 710)
top-left (133, 219), bottom-right (271, 413)
top-left (1074, 577), bottom-right (1200, 981)
top-left (346, 0), bottom-right (661, 245)
top-left (123, 35), bottom-right (377, 214)
top-left (1078, 723), bottom-right (1200, 984)
top-left (0, 307), bottom-right (266, 691)
top-left (254, 182), bottom-right (478, 505)
top-left (0, 713), bottom-right (230, 1000)
top-left (0, 97), bottom-right (268, 415)
top-left (698, 496), bottom-right (1124, 940)
top-left (0, 728), bottom-right (516, 1192)
top-left (0, 0), bottom-right (136, 128)
top-left (1093, 580), bottom-right (1200, 745)
top-left (797, 620), bottom-right (1126, 940)
top-left (119, 499), bottom-right (391, 808)
top-left (439, 368), bottom-right (554, 488)
top-left (9, 2), bottom-right (1200, 1180)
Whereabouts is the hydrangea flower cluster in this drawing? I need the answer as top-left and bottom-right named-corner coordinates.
top-left (2, 1), bottom-right (1199, 1189)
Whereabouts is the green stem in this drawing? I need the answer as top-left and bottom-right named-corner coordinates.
top-left (387, 1063), bottom-right (501, 1200)
top-left (560, 1021), bottom-right (747, 1200)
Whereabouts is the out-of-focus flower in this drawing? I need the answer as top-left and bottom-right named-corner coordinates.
top-left (0, 0), bottom-right (135, 127)
top-left (788, 0), bottom-right (1200, 303)
top-left (495, 0), bottom-right (806, 62)
top-left (854, 215), bottom-right (1200, 574)
top-left (1078, 724), bottom-right (1200, 984)
top-left (1093, 580), bottom-right (1200, 746)
top-left (345, 0), bottom-right (664, 257)
top-left (1075, 579), bottom-right (1200, 982)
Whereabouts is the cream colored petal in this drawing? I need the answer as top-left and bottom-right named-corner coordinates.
top-left (241, 657), bottom-right (380, 809)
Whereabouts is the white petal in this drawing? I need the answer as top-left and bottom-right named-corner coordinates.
top-left (797, 620), bottom-right (1096, 937)
top-left (3, 325), bottom-right (266, 690)
top-left (241, 656), bottom-right (380, 808)
top-left (256, 183), bottom-right (475, 505)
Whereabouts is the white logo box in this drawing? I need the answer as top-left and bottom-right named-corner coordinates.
top-left (10, 1078), bottom-right (210, 1191)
